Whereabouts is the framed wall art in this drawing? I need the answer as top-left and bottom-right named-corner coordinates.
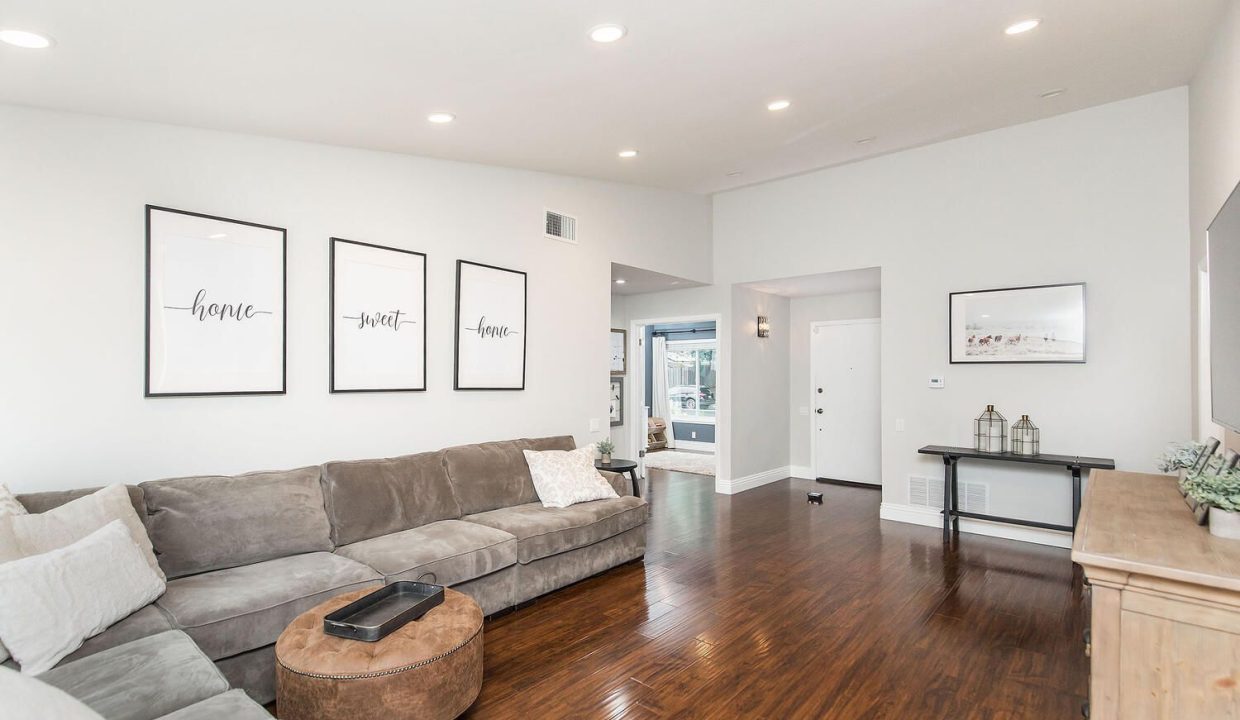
top-left (610, 328), bottom-right (627, 375)
top-left (610, 376), bottom-right (624, 427)
top-left (330, 238), bottom-right (427, 392)
top-left (949, 283), bottom-right (1086, 364)
top-left (145, 205), bottom-right (286, 397)
top-left (454, 260), bottom-right (527, 390)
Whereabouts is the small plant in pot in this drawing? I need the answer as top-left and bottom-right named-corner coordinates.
top-left (596, 439), bottom-right (615, 465)
top-left (1183, 466), bottom-right (1240, 539)
top-left (1158, 440), bottom-right (1206, 495)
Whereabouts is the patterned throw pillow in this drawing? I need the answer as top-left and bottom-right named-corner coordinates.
top-left (523, 444), bottom-right (619, 509)
top-left (0, 484), bottom-right (27, 518)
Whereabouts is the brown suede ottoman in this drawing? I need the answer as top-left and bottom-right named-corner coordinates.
top-left (275, 588), bottom-right (483, 720)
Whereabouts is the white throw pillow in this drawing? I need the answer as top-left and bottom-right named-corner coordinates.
top-left (0, 665), bottom-right (105, 719)
top-left (524, 444), bottom-right (619, 509)
top-left (0, 483), bottom-right (163, 580)
top-left (0, 520), bottom-right (166, 675)
top-left (0, 483), bottom-right (27, 518)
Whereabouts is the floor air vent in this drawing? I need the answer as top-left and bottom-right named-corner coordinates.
top-left (908, 475), bottom-right (988, 513)
top-left (545, 209), bottom-right (577, 244)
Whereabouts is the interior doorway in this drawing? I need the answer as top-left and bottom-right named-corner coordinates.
top-left (810, 319), bottom-right (881, 485)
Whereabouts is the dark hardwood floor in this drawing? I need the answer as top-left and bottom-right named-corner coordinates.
top-left (462, 470), bottom-right (1089, 719)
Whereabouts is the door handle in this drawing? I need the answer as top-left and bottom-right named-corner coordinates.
top-left (816, 408), bottom-right (824, 415)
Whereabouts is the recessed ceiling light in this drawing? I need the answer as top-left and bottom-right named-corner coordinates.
top-left (855, 136), bottom-right (876, 145)
top-left (0, 29), bottom-right (53, 49)
top-left (725, 170), bottom-right (743, 177)
top-left (589, 24), bottom-right (627, 43)
top-left (618, 149), bottom-right (638, 158)
top-left (426, 112), bottom-right (455, 124)
top-left (767, 99), bottom-right (791, 112)
top-left (1004, 19), bottom-right (1041, 35)
top-left (1040, 88), bottom-right (1066, 98)
top-left (615, 279), bottom-right (627, 284)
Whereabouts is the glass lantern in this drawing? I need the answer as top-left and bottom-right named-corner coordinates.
top-left (1011, 414), bottom-right (1040, 456)
top-left (974, 405), bottom-right (1007, 453)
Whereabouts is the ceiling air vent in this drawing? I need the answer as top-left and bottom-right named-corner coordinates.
top-left (545, 209), bottom-right (577, 244)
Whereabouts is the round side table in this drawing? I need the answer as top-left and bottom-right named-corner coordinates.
top-left (595, 458), bottom-right (641, 497)
top-left (275, 587), bottom-right (483, 720)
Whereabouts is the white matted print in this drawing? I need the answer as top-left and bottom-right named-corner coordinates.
top-left (331, 238), bottom-right (426, 392)
top-left (146, 206), bottom-right (286, 396)
top-left (454, 260), bottom-right (527, 390)
top-left (950, 283), bottom-right (1086, 363)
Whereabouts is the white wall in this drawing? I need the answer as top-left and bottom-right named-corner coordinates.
top-left (1190, 0), bottom-right (1240, 447)
top-left (0, 104), bottom-right (712, 492)
top-left (729, 285), bottom-right (791, 483)
top-left (788, 291), bottom-right (882, 475)
top-left (714, 90), bottom-right (1191, 546)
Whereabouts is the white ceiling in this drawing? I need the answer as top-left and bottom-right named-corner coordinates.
top-left (611, 263), bottom-right (705, 296)
top-left (743, 267), bottom-right (881, 299)
top-left (0, 1), bottom-right (1224, 194)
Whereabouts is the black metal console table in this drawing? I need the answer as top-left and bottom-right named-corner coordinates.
top-left (917, 445), bottom-right (1115, 541)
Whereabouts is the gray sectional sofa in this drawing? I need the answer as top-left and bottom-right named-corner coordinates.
top-left (10, 435), bottom-right (647, 717)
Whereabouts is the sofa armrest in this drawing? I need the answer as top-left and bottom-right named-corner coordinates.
top-left (600, 470), bottom-right (633, 497)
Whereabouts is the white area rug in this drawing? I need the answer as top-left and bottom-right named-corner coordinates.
top-left (645, 450), bottom-right (716, 476)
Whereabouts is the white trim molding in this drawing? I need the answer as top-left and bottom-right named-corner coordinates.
top-left (673, 439), bottom-right (716, 453)
top-left (718, 466), bottom-right (790, 495)
top-left (879, 502), bottom-right (1072, 549)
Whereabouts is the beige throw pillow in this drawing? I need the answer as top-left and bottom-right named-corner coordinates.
top-left (0, 520), bottom-right (166, 675)
top-left (0, 484), bottom-right (162, 580)
top-left (0, 665), bottom-right (106, 719)
top-left (0, 483), bottom-right (27, 518)
top-left (523, 444), bottom-right (619, 509)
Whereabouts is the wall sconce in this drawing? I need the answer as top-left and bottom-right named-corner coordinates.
top-left (756, 316), bottom-right (770, 338)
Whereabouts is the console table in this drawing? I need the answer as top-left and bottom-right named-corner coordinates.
top-left (918, 445), bottom-right (1115, 541)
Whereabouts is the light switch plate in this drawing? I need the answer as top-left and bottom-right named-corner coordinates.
top-left (928, 376), bottom-right (945, 389)
top-left (895, 418), bottom-right (906, 432)
top-left (588, 418), bottom-right (600, 432)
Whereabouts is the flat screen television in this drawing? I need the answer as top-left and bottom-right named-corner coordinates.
top-left (1210, 180), bottom-right (1240, 432)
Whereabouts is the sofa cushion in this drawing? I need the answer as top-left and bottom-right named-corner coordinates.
top-left (142, 467), bottom-right (333, 578)
top-left (443, 436), bottom-right (576, 515)
top-left (39, 630), bottom-right (229, 720)
top-left (335, 519), bottom-right (517, 586)
top-left (17, 485), bottom-right (146, 525)
top-left (320, 450), bottom-right (461, 546)
top-left (155, 552), bottom-right (381, 660)
top-left (156, 689), bottom-right (273, 720)
top-left (0, 665), bottom-right (104, 720)
top-left (462, 495), bottom-right (648, 564)
top-left (58, 604), bottom-right (175, 668)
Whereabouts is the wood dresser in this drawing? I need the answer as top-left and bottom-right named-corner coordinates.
top-left (1073, 469), bottom-right (1240, 719)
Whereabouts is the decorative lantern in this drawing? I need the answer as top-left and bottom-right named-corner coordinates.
top-left (1011, 414), bottom-right (1040, 456)
top-left (974, 405), bottom-right (1007, 453)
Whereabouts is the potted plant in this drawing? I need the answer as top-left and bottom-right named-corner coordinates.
top-left (1183, 466), bottom-right (1240, 539)
top-left (596, 439), bottom-right (615, 465)
top-left (1159, 441), bottom-right (1205, 495)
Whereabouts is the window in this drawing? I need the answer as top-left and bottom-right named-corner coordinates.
top-left (666, 339), bottom-right (717, 423)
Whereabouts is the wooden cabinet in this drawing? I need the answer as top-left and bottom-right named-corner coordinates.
top-left (1073, 470), bottom-right (1240, 719)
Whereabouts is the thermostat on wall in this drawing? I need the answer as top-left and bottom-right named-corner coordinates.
top-left (928, 376), bottom-right (945, 389)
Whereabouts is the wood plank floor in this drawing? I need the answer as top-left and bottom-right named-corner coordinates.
top-left (461, 470), bottom-right (1089, 720)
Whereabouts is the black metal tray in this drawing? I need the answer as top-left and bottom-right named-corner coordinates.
top-left (323, 581), bottom-right (445, 642)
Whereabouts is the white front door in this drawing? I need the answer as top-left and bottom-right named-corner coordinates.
top-left (811, 319), bottom-right (880, 485)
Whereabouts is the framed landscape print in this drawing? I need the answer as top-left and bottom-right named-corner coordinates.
top-left (610, 328), bottom-right (627, 375)
top-left (330, 238), bottom-right (427, 392)
top-left (950, 283), bottom-right (1086, 364)
top-left (145, 205), bottom-right (286, 397)
top-left (454, 260), bottom-right (527, 390)
top-left (610, 376), bottom-right (624, 427)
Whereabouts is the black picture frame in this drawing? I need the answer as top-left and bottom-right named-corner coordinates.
top-left (610, 376), bottom-right (625, 427)
top-left (949, 282), bottom-right (1087, 364)
top-left (330, 238), bottom-right (428, 393)
top-left (454, 259), bottom-right (528, 391)
top-left (144, 205), bottom-right (287, 397)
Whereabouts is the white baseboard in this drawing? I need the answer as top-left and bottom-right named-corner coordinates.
top-left (879, 502), bottom-right (1072, 549)
top-left (718, 466), bottom-right (791, 495)
top-left (673, 439), bottom-right (716, 453)
top-left (789, 465), bottom-right (815, 480)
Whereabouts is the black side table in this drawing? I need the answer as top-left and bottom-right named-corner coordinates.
top-left (595, 459), bottom-right (640, 498)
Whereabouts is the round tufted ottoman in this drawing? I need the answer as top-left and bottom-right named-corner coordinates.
top-left (275, 587), bottom-right (483, 720)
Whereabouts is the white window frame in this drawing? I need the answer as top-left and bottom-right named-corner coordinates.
top-left (666, 338), bottom-right (718, 425)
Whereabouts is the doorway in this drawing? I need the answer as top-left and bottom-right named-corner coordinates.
top-left (811, 319), bottom-right (880, 485)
